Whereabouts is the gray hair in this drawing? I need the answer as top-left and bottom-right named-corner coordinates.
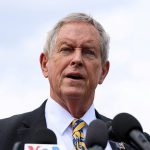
top-left (44, 13), bottom-right (110, 64)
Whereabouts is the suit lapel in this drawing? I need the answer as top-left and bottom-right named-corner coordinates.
top-left (95, 109), bottom-right (112, 127)
top-left (17, 100), bottom-right (47, 142)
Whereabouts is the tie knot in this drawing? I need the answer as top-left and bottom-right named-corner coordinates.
top-left (71, 119), bottom-right (86, 133)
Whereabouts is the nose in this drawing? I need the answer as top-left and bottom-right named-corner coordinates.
top-left (70, 49), bottom-right (83, 67)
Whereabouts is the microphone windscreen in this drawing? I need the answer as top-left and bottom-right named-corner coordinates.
top-left (30, 128), bottom-right (57, 144)
top-left (85, 119), bottom-right (108, 149)
top-left (12, 142), bottom-right (24, 150)
top-left (112, 113), bottom-right (143, 141)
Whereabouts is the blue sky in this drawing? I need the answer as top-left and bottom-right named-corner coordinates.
top-left (0, 0), bottom-right (150, 133)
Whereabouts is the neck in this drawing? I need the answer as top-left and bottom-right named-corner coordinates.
top-left (50, 93), bottom-right (93, 118)
top-left (63, 100), bottom-right (88, 118)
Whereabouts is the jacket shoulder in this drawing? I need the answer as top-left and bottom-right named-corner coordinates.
top-left (0, 101), bottom-right (46, 150)
top-left (0, 112), bottom-right (30, 132)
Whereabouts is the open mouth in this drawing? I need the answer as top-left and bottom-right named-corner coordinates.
top-left (66, 74), bottom-right (84, 80)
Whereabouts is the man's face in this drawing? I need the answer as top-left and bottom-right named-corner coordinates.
top-left (41, 22), bottom-right (109, 108)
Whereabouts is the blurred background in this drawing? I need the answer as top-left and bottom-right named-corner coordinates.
top-left (0, 0), bottom-right (150, 133)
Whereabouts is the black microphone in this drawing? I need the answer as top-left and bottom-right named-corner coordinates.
top-left (30, 128), bottom-right (57, 144)
top-left (85, 119), bottom-right (108, 150)
top-left (111, 113), bottom-right (150, 150)
top-left (12, 128), bottom-right (57, 150)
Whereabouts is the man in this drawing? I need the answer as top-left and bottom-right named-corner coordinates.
top-left (0, 13), bottom-right (148, 150)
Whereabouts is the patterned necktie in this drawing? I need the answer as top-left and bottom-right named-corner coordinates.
top-left (71, 119), bottom-right (87, 150)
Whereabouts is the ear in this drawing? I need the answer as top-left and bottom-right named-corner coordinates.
top-left (39, 53), bottom-right (49, 78)
top-left (98, 61), bottom-right (110, 84)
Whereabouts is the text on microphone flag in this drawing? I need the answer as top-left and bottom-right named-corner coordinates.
top-left (24, 144), bottom-right (65, 150)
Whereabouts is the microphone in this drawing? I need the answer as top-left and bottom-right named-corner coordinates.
top-left (30, 128), bottom-right (57, 144)
top-left (12, 128), bottom-right (59, 150)
top-left (12, 142), bottom-right (23, 150)
top-left (111, 113), bottom-right (150, 150)
top-left (85, 119), bottom-right (108, 150)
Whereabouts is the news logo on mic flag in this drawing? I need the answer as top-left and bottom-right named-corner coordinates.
top-left (24, 144), bottom-right (65, 150)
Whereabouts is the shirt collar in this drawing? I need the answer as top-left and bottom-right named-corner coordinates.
top-left (45, 97), bottom-right (96, 135)
top-left (80, 103), bottom-right (96, 126)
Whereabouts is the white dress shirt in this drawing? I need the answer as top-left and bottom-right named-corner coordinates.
top-left (45, 97), bottom-right (112, 150)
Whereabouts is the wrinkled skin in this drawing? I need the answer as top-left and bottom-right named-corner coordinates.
top-left (40, 22), bottom-right (109, 118)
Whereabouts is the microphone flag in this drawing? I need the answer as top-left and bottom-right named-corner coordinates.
top-left (24, 144), bottom-right (65, 150)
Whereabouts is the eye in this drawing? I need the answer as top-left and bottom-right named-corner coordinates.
top-left (83, 48), bottom-right (96, 57)
top-left (60, 46), bottom-right (73, 54)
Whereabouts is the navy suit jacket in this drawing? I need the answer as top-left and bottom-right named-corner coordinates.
top-left (0, 100), bottom-right (145, 150)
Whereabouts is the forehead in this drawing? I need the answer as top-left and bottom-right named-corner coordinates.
top-left (56, 22), bottom-right (100, 46)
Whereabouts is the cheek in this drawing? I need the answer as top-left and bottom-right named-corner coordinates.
top-left (47, 59), bottom-right (58, 83)
top-left (48, 59), bottom-right (66, 85)
top-left (88, 64), bottom-right (101, 85)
